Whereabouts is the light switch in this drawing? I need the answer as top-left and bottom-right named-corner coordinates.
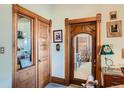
top-left (0, 47), bottom-right (5, 54)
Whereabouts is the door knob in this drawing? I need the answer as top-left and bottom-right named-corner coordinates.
top-left (38, 59), bottom-right (41, 63)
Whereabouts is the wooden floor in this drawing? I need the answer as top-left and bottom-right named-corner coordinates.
top-left (45, 83), bottom-right (82, 88)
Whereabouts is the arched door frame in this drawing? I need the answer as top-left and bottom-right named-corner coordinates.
top-left (64, 13), bottom-right (101, 87)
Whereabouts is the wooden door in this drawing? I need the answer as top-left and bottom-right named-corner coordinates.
top-left (37, 20), bottom-right (50, 88)
top-left (13, 5), bottom-right (37, 88)
top-left (70, 22), bottom-right (96, 85)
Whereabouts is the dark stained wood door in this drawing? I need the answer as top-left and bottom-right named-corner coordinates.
top-left (70, 22), bottom-right (96, 85)
top-left (37, 20), bottom-right (50, 87)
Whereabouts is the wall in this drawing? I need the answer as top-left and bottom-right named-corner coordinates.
top-left (51, 5), bottom-right (124, 78)
top-left (0, 4), bottom-right (52, 88)
top-left (1, 4), bottom-right (124, 87)
top-left (0, 5), bottom-right (12, 88)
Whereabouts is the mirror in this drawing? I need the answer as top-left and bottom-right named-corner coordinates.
top-left (73, 34), bottom-right (92, 80)
top-left (17, 14), bottom-right (33, 69)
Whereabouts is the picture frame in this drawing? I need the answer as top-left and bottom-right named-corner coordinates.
top-left (53, 30), bottom-right (63, 43)
top-left (110, 11), bottom-right (117, 20)
top-left (107, 20), bottom-right (122, 37)
top-left (19, 58), bottom-right (31, 69)
top-left (122, 49), bottom-right (124, 58)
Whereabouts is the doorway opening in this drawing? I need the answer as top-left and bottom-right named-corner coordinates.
top-left (65, 14), bottom-right (101, 87)
top-left (70, 22), bottom-right (96, 85)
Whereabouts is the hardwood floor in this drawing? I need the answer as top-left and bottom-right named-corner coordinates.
top-left (45, 83), bottom-right (82, 88)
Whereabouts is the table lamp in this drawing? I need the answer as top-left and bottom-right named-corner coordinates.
top-left (100, 44), bottom-right (114, 71)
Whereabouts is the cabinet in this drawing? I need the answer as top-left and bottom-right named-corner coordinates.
top-left (13, 5), bottom-right (51, 88)
top-left (13, 5), bottom-right (37, 88)
top-left (104, 74), bottom-right (124, 87)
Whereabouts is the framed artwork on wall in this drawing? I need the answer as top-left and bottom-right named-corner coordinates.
top-left (107, 20), bottom-right (122, 37)
top-left (122, 49), bottom-right (124, 58)
top-left (110, 11), bottom-right (117, 20)
top-left (53, 30), bottom-right (63, 43)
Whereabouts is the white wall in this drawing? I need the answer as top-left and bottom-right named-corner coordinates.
top-left (51, 5), bottom-right (124, 78)
top-left (0, 4), bottom-right (52, 88)
top-left (1, 4), bottom-right (124, 87)
top-left (0, 5), bottom-right (12, 88)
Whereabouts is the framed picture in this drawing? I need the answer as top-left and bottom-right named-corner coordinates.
top-left (20, 58), bottom-right (31, 69)
top-left (53, 30), bottom-right (63, 43)
top-left (122, 49), bottom-right (124, 58)
top-left (110, 11), bottom-right (117, 20)
top-left (107, 20), bottom-right (122, 37)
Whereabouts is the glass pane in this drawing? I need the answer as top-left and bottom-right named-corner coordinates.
top-left (17, 15), bottom-right (32, 69)
top-left (73, 34), bottom-right (92, 80)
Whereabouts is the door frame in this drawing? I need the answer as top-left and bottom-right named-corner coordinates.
top-left (64, 13), bottom-right (102, 87)
top-left (12, 4), bottom-right (52, 88)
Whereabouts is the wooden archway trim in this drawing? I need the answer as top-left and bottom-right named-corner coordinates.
top-left (64, 13), bottom-right (102, 87)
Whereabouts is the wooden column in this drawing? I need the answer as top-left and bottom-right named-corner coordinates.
top-left (96, 13), bottom-right (102, 87)
top-left (65, 18), bottom-right (70, 85)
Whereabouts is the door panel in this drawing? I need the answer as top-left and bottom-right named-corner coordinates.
top-left (16, 66), bottom-right (36, 88)
top-left (70, 22), bottom-right (96, 85)
top-left (38, 20), bottom-right (50, 88)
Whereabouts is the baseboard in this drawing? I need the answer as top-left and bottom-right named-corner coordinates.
top-left (51, 76), bottom-right (65, 85)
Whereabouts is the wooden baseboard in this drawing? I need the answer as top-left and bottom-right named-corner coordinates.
top-left (51, 76), bottom-right (65, 85)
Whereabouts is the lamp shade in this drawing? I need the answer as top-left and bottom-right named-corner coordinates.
top-left (100, 44), bottom-right (114, 55)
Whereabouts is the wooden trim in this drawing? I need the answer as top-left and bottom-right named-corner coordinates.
top-left (12, 5), bottom-right (18, 88)
top-left (13, 4), bottom-right (50, 24)
top-left (69, 17), bottom-right (96, 24)
top-left (51, 77), bottom-right (65, 85)
top-left (49, 20), bottom-right (52, 82)
top-left (96, 13), bottom-right (102, 87)
top-left (34, 18), bottom-right (38, 88)
top-left (71, 78), bottom-right (86, 85)
top-left (65, 18), bottom-right (70, 86)
top-left (64, 13), bottom-right (102, 87)
top-left (37, 19), bottom-right (40, 88)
